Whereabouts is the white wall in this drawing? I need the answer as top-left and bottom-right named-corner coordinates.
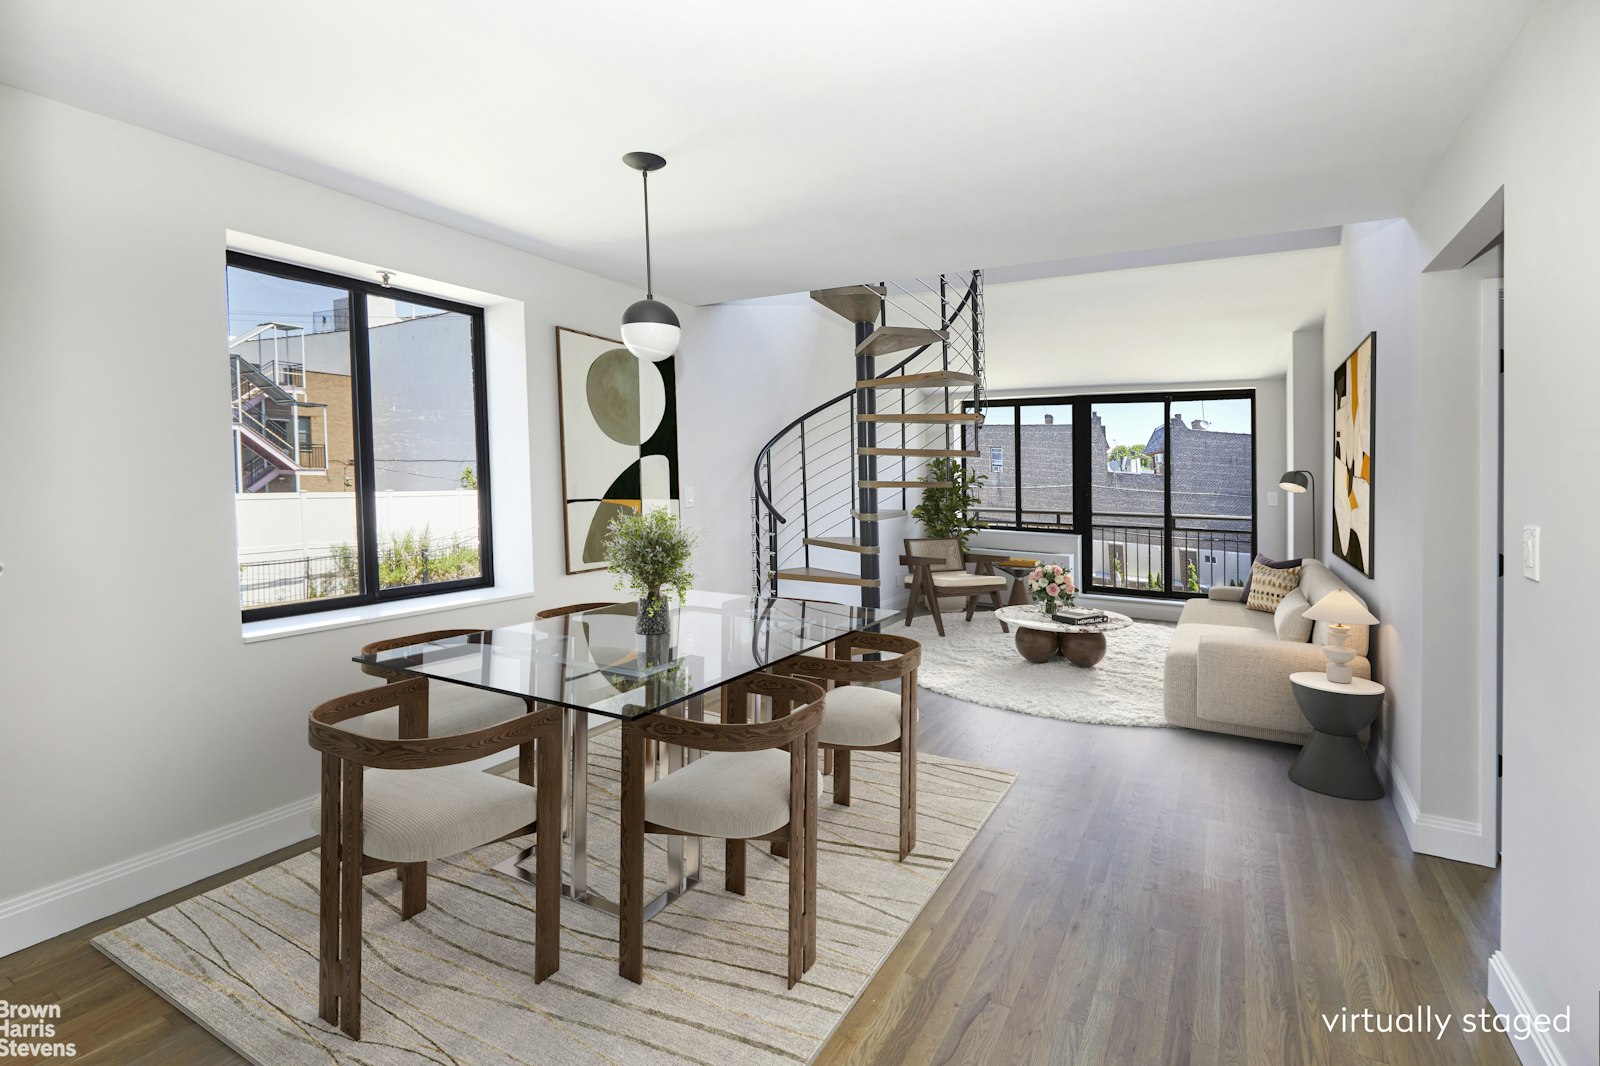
top-left (1286, 327), bottom-right (1323, 558)
top-left (0, 86), bottom-right (762, 952)
top-left (1324, 1), bottom-right (1600, 1060)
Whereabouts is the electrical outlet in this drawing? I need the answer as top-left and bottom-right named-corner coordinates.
top-left (1521, 526), bottom-right (1540, 581)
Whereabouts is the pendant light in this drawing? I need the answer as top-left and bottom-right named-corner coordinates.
top-left (620, 151), bottom-right (680, 362)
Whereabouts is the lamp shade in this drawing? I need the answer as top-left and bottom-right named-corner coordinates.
top-left (1279, 469), bottom-right (1312, 493)
top-left (621, 298), bottom-right (680, 362)
top-left (1302, 589), bottom-right (1378, 626)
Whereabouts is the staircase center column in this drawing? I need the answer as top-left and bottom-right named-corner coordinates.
top-left (855, 318), bottom-right (881, 609)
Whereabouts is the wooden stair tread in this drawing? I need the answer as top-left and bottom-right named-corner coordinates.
top-left (862, 480), bottom-right (949, 489)
top-left (852, 508), bottom-right (908, 521)
top-left (858, 371), bottom-right (979, 390)
top-left (855, 325), bottom-right (947, 358)
top-left (860, 447), bottom-right (981, 458)
top-left (858, 412), bottom-right (984, 424)
top-left (810, 284), bottom-right (885, 324)
top-left (803, 536), bottom-right (878, 555)
top-left (775, 567), bottom-right (879, 588)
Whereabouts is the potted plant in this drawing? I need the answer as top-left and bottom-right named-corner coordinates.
top-left (910, 457), bottom-right (987, 549)
top-left (602, 508), bottom-right (699, 635)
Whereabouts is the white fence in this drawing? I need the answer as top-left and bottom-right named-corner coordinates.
top-left (236, 489), bottom-right (481, 563)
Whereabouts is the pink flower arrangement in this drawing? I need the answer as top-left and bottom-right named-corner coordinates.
top-left (1026, 563), bottom-right (1075, 609)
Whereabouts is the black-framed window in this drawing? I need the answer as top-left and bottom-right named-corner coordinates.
top-left (965, 390), bottom-right (1256, 598)
top-left (228, 252), bottom-right (494, 621)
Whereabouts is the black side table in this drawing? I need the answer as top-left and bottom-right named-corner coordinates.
top-left (1288, 672), bottom-right (1385, 800)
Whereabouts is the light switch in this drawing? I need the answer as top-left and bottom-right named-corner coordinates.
top-left (685, 486), bottom-right (695, 508)
top-left (1521, 526), bottom-right (1540, 581)
top-left (1267, 491), bottom-right (1279, 507)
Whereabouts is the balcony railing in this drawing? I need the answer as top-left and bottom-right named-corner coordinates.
top-left (297, 443), bottom-right (327, 471)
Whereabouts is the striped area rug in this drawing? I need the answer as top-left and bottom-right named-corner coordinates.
top-left (96, 730), bottom-right (1014, 1065)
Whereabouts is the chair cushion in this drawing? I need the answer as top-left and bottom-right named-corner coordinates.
top-left (356, 683), bottom-right (526, 740)
top-left (902, 571), bottom-right (1007, 590)
top-left (312, 765), bottom-right (538, 864)
top-left (818, 685), bottom-right (902, 748)
top-left (644, 749), bottom-right (794, 839)
top-left (906, 538), bottom-right (963, 572)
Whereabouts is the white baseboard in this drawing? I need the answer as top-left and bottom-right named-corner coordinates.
top-left (0, 794), bottom-right (316, 959)
top-left (1374, 743), bottom-right (1497, 867)
top-left (1488, 951), bottom-right (1572, 1066)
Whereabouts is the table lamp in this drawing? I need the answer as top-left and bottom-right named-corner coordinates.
top-left (1301, 589), bottom-right (1378, 683)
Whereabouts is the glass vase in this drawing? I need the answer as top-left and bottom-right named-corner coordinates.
top-left (636, 592), bottom-right (669, 635)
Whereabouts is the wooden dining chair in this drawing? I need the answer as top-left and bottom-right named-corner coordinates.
top-left (618, 673), bottom-right (825, 987)
top-left (776, 631), bottom-right (922, 860)
top-left (307, 678), bottom-right (562, 1039)
top-left (359, 629), bottom-right (537, 783)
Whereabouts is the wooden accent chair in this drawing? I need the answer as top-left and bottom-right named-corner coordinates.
top-left (360, 629), bottom-right (537, 783)
top-left (775, 632), bottom-right (923, 860)
top-left (308, 678), bottom-right (562, 1039)
top-left (618, 673), bottom-right (825, 987)
top-left (901, 537), bottom-right (1008, 636)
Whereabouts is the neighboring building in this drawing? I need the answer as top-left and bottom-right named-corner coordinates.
top-left (972, 410), bottom-right (1253, 590)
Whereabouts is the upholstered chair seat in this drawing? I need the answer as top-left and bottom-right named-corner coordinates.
top-left (816, 686), bottom-right (902, 748)
top-left (644, 749), bottom-right (793, 839)
top-left (311, 765), bottom-right (540, 864)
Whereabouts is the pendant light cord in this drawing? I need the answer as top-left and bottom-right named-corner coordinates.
top-left (642, 171), bottom-right (653, 299)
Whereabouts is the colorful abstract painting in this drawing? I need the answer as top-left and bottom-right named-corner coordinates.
top-left (1332, 332), bottom-right (1375, 576)
top-left (556, 327), bottom-right (679, 574)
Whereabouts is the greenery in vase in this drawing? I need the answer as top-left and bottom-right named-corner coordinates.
top-left (603, 508), bottom-right (699, 619)
top-left (910, 457), bottom-right (988, 549)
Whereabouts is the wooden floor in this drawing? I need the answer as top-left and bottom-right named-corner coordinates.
top-left (0, 690), bottom-right (1515, 1066)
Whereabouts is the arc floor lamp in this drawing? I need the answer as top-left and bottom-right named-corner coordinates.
top-left (1279, 469), bottom-right (1315, 557)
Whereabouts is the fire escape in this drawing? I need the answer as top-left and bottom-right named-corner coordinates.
top-left (230, 323), bottom-right (329, 492)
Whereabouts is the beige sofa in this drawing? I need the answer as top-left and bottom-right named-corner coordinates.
top-left (1163, 559), bottom-right (1373, 744)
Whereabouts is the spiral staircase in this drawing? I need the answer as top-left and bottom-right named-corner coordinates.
top-left (752, 272), bottom-right (987, 608)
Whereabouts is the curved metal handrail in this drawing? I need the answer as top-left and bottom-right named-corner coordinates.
top-left (752, 278), bottom-right (978, 524)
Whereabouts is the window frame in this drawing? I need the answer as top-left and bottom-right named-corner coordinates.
top-left (229, 251), bottom-right (495, 623)
top-left (964, 388), bottom-right (1256, 600)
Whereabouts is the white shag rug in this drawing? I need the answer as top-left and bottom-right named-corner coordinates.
top-left (900, 612), bottom-right (1174, 727)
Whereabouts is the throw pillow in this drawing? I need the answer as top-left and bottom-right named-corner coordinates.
top-left (1273, 588), bottom-right (1314, 642)
top-left (1239, 553), bottom-right (1302, 601)
top-left (1246, 560), bottom-right (1302, 612)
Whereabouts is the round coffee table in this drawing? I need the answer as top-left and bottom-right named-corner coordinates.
top-left (993, 604), bottom-right (1133, 667)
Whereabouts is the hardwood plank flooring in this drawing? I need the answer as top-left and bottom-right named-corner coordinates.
top-left (0, 689), bottom-right (1514, 1065)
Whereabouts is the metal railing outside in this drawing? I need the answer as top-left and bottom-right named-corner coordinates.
top-left (238, 534), bottom-right (481, 608)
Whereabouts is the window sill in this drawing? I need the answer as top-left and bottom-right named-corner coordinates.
top-left (241, 585), bottom-right (536, 644)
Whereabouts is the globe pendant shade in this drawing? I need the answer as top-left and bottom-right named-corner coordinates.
top-left (621, 298), bottom-right (680, 362)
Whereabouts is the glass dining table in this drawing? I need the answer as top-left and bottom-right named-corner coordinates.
top-left (352, 590), bottom-right (901, 920)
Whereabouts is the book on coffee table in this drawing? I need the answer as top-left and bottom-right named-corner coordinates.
top-left (1052, 607), bottom-right (1108, 625)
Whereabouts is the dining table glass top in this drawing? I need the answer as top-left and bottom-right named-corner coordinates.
top-left (352, 591), bottom-right (903, 719)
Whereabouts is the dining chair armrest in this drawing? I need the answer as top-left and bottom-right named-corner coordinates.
top-left (774, 654), bottom-right (906, 685)
top-left (308, 678), bottom-right (559, 769)
top-left (628, 691), bottom-right (824, 753)
top-left (358, 629), bottom-right (485, 680)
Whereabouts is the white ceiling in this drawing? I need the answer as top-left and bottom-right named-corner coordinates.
top-left (983, 246), bottom-right (1336, 387)
top-left (0, 0), bottom-right (1534, 303)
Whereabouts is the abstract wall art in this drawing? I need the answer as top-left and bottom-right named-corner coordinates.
top-left (1332, 332), bottom-right (1375, 576)
top-left (555, 327), bottom-right (679, 574)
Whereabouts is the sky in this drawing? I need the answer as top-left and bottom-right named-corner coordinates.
top-left (984, 397), bottom-right (1252, 448)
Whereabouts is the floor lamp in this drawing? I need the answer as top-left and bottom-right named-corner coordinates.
top-left (1279, 470), bottom-right (1315, 557)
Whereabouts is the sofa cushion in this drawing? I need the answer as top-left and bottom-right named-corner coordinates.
top-left (1176, 597), bottom-right (1279, 636)
top-left (1239, 554), bottom-right (1302, 601)
top-left (1273, 588), bottom-right (1314, 643)
top-left (1245, 561), bottom-right (1302, 612)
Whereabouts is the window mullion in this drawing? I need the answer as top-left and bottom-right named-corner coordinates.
top-left (348, 288), bottom-right (381, 602)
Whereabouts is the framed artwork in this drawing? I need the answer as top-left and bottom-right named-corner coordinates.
top-left (1332, 332), bottom-right (1375, 576)
top-left (555, 327), bottom-right (679, 574)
